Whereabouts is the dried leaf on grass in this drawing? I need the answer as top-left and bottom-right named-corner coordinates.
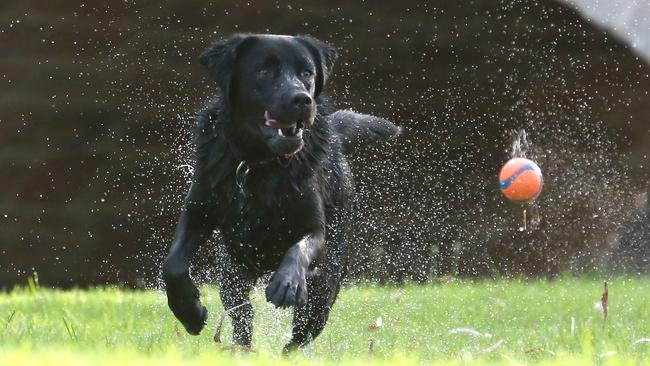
top-left (390, 293), bottom-right (402, 303)
top-left (367, 317), bottom-right (383, 332)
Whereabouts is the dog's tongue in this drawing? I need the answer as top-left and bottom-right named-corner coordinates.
top-left (264, 110), bottom-right (299, 130)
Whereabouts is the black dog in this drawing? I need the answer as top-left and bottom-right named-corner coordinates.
top-left (162, 34), bottom-right (400, 352)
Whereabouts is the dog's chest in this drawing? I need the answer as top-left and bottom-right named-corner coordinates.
top-left (221, 178), bottom-right (321, 271)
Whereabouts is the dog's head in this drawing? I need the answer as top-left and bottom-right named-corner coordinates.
top-left (200, 34), bottom-right (337, 160)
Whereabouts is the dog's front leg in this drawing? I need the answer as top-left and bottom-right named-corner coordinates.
top-left (265, 232), bottom-right (325, 308)
top-left (162, 203), bottom-right (218, 335)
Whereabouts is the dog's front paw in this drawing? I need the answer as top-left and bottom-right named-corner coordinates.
top-left (164, 271), bottom-right (208, 335)
top-left (169, 295), bottom-right (208, 335)
top-left (265, 266), bottom-right (307, 308)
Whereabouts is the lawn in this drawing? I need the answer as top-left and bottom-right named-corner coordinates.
top-left (1, 276), bottom-right (649, 365)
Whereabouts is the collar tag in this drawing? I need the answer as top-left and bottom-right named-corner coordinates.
top-left (235, 161), bottom-right (250, 196)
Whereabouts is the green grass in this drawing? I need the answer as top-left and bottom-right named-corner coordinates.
top-left (1, 276), bottom-right (649, 365)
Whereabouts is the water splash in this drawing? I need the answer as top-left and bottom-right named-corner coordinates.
top-left (510, 129), bottom-right (532, 159)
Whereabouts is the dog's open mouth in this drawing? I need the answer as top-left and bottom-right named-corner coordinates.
top-left (278, 124), bottom-right (303, 138)
top-left (264, 110), bottom-right (306, 158)
top-left (264, 111), bottom-right (304, 138)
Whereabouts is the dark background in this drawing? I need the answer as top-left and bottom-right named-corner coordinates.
top-left (1, 0), bottom-right (648, 287)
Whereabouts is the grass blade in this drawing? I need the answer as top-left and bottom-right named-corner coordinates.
top-left (4, 310), bottom-right (16, 329)
top-left (601, 281), bottom-right (608, 321)
top-left (62, 317), bottom-right (78, 342)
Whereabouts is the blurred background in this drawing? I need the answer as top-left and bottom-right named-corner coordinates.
top-left (1, 0), bottom-right (648, 288)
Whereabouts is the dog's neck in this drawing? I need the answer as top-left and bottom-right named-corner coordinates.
top-left (228, 114), bottom-right (331, 207)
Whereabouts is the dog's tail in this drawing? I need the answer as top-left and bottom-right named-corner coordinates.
top-left (328, 110), bottom-right (401, 153)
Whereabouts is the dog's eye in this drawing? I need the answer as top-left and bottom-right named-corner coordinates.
top-left (301, 70), bottom-right (314, 79)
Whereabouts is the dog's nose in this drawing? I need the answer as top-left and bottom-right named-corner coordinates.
top-left (291, 92), bottom-right (312, 109)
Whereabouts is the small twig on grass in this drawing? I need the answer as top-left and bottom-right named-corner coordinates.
top-left (4, 310), bottom-right (16, 329)
top-left (601, 281), bottom-right (608, 321)
top-left (481, 339), bottom-right (504, 355)
top-left (631, 338), bottom-right (650, 350)
top-left (214, 301), bottom-right (250, 343)
top-left (448, 327), bottom-right (493, 339)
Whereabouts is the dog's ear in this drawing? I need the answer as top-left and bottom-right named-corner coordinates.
top-left (297, 35), bottom-right (338, 97)
top-left (199, 34), bottom-right (250, 101)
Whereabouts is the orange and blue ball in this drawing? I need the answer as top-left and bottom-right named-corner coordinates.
top-left (499, 158), bottom-right (543, 201)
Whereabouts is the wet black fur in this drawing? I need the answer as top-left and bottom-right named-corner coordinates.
top-left (162, 34), bottom-right (400, 352)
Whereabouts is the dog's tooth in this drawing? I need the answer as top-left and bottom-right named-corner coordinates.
top-left (296, 129), bottom-right (303, 138)
top-left (278, 128), bottom-right (284, 137)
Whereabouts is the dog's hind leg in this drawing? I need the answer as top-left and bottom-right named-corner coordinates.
top-left (283, 272), bottom-right (341, 353)
top-left (284, 220), bottom-right (350, 353)
top-left (219, 253), bottom-right (256, 347)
